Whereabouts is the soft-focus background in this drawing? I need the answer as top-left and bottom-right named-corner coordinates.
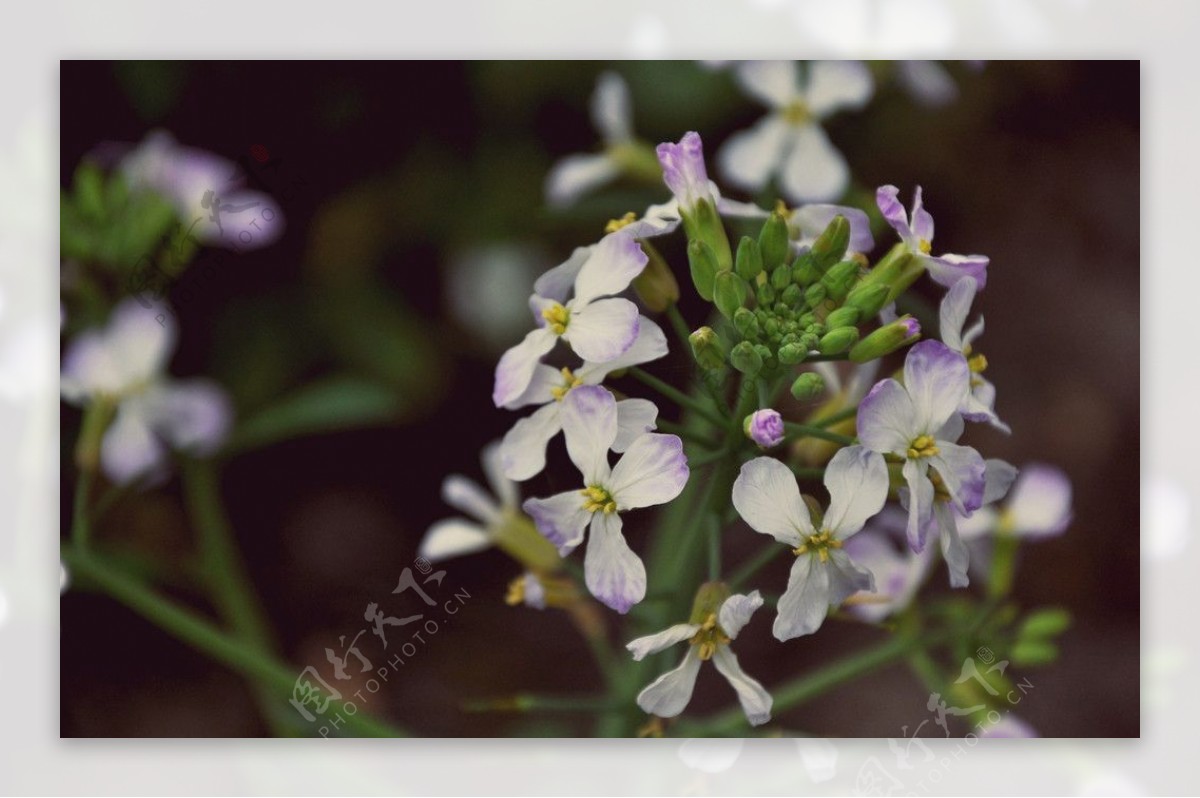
top-left (58, 60), bottom-right (1138, 738)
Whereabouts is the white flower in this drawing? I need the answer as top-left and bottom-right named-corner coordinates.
top-left (491, 231), bottom-right (648, 408)
top-left (545, 72), bottom-right (638, 208)
top-left (522, 385), bottom-right (688, 613)
top-left (60, 299), bottom-right (232, 485)
top-left (939, 275), bottom-right (1009, 433)
top-left (629, 590), bottom-right (772, 726)
top-left (499, 319), bottom-right (667, 481)
top-left (418, 441), bottom-right (520, 562)
top-left (959, 462), bottom-right (1071, 543)
top-left (841, 507), bottom-right (935, 622)
top-left (719, 61), bottom-right (874, 203)
top-left (732, 447), bottom-right (888, 640)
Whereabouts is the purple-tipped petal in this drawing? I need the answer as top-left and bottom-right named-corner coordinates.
top-left (746, 408), bottom-right (785, 448)
top-left (523, 491), bottom-right (591, 555)
top-left (492, 326), bottom-right (557, 408)
top-left (572, 231), bottom-right (649, 307)
top-left (584, 512), bottom-right (646, 613)
top-left (876, 184), bottom-right (913, 242)
top-left (657, 131), bottom-right (711, 210)
top-left (910, 185), bottom-right (935, 243)
top-left (904, 340), bottom-right (971, 434)
top-left (926, 253), bottom-right (989, 291)
top-left (857, 378), bottom-right (918, 456)
top-left (1007, 464), bottom-right (1073, 538)
top-left (608, 433), bottom-right (689, 510)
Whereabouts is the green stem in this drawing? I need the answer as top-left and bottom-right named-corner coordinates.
top-left (70, 470), bottom-right (93, 549)
top-left (665, 303), bottom-right (693, 351)
top-left (784, 422), bottom-right (856, 446)
top-left (688, 446), bottom-right (731, 469)
top-left (61, 546), bottom-right (406, 738)
top-left (805, 353), bottom-right (850, 362)
top-left (812, 405), bottom-right (858, 428)
top-left (989, 531), bottom-right (1019, 599)
top-left (728, 542), bottom-right (784, 590)
top-left (628, 367), bottom-right (727, 428)
top-left (707, 514), bottom-right (721, 580)
top-left (463, 694), bottom-right (617, 713)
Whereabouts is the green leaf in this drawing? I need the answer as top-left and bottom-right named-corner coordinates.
top-left (1018, 607), bottom-right (1072, 641)
top-left (224, 375), bottom-right (400, 454)
top-left (1010, 640), bottom-right (1060, 667)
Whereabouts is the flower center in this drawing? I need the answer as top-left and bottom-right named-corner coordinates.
top-left (605, 212), bottom-right (638, 234)
top-left (907, 434), bottom-right (940, 460)
top-left (793, 529), bottom-right (842, 563)
top-left (541, 302), bottom-right (570, 335)
top-left (968, 353), bottom-right (988, 374)
top-left (782, 100), bottom-right (811, 126)
top-left (549, 366), bottom-right (583, 401)
top-left (688, 612), bottom-right (730, 661)
top-left (580, 485), bottom-right (618, 514)
top-left (918, 238), bottom-right (932, 254)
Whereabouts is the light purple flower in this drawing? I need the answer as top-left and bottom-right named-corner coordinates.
top-left (719, 61), bottom-right (874, 203)
top-left (545, 72), bottom-right (636, 208)
top-left (499, 320), bottom-right (668, 481)
top-left (523, 386), bottom-right (688, 613)
top-left (877, 184), bottom-right (989, 290)
top-left (959, 463), bottom-right (1072, 543)
top-left (491, 231), bottom-right (648, 408)
top-left (732, 447), bottom-right (888, 640)
top-left (656, 131), bottom-right (713, 212)
top-left (856, 340), bottom-right (987, 583)
top-left (60, 299), bottom-right (232, 485)
top-left (939, 276), bottom-right (1009, 433)
top-left (841, 507), bottom-right (935, 623)
top-left (628, 591), bottom-right (772, 726)
top-left (745, 409), bottom-right (785, 448)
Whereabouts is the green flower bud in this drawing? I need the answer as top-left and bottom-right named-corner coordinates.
top-left (733, 307), bottom-right (759, 340)
top-left (810, 214), bottom-right (850, 270)
top-left (632, 241), bottom-right (680, 312)
top-left (859, 242), bottom-right (918, 302)
top-left (821, 260), bottom-right (860, 302)
top-left (849, 315), bottom-right (922, 362)
top-left (777, 341), bottom-right (807, 365)
top-left (770, 264), bottom-right (791, 292)
top-left (754, 344), bottom-right (774, 370)
top-left (819, 326), bottom-right (860, 355)
top-left (730, 340), bottom-right (763, 376)
top-left (735, 236), bottom-right (764, 282)
top-left (792, 252), bottom-right (822, 286)
top-left (845, 283), bottom-right (891, 319)
top-left (824, 306), bottom-right (861, 329)
top-left (714, 270), bottom-right (749, 319)
top-left (689, 326), bottom-right (727, 370)
top-left (780, 283), bottom-right (803, 308)
top-left (759, 211), bottom-right (790, 273)
top-left (804, 282), bottom-right (827, 308)
top-left (800, 332), bottom-right (820, 351)
top-left (687, 240), bottom-right (720, 302)
top-left (756, 280), bottom-right (777, 306)
top-left (790, 372), bottom-right (826, 401)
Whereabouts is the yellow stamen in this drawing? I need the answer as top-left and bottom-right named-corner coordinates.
top-left (928, 468), bottom-right (951, 502)
top-left (636, 717), bottom-right (665, 738)
top-left (688, 612), bottom-right (731, 661)
top-left (605, 211), bottom-right (638, 234)
top-left (918, 239), bottom-right (932, 255)
top-left (968, 353), bottom-right (988, 374)
top-left (782, 100), bottom-right (811, 125)
top-left (792, 529), bottom-right (842, 563)
top-left (541, 302), bottom-right (570, 335)
top-left (504, 576), bottom-right (526, 606)
top-left (774, 198), bottom-right (790, 216)
top-left (907, 434), bottom-right (940, 460)
top-left (549, 366), bottom-right (583, 401)
top-left (580, 485), bottom-right (618, 515)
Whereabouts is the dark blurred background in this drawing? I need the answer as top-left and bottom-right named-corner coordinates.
top-left (60, 61), bottom-right (1138, 737)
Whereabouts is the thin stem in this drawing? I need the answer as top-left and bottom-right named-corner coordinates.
top-left (811, 405), bottom-right (858, 428)
top-left (61, 546), bottom-right (407, 737)
top-left (805, 353), bottom-right (850, 362)
top-left (628, 367), bottom-right (727, 428)
top-left (665, 303), bottom-right (693, 351)
top-left (707, 515), bottom-right (721, 580)
top-left (728, 542), bottom-right (785, 590)
top-left (463, 694), bottom-right (616, 713)
top-left (988, 531), bottom-right (1019, 599)
top-left (70, 470), bottom-right (93, 549)
top-left (784, 422), bottom-right (856, 446)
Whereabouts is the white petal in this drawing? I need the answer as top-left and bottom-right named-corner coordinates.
top-left (719, 115), bottom-right (792, 193)
top-left (902, 458), bottom-right (933, 552)
top-left (1007, 464), bottom-right (1073, 538)
top-left (956, 506), bottom-right (998, 541)
top-left (856, 378), bottom-right (917, 456)
top-left (982, 458), bottom-right (1019, 506)
top-left (592, 71), bottom-right (633, 143)
top-left (732, 457), bottom-right (812, 545)
top-left (903, 340), bottom-right (970, 434)
top-left (929, 441), bottom-right (987, 515)
top-left (560, 385), bottom-right (618, 485)
top-left (500, 403), bottom-right (563, 482)
top-left (105, 299), bottom-right (177, 389)
top-left (584, 512), bottom-right (646, 613)
top-left (523, 491), bottom-right (591, 555)
top-left (790, 203), bottom-right (875, 254)
top-left (711, 646), bottom-right (773, 727)
top-left (609, 433), bottom-right (688, 510)
top-left (804, 60), bottom-right (874, 117)
top-left (935, 502), bottom-right (970, 588)
top-left (533, 246), bottom-right (591, 303)
top-left (626, 623), bottom-right (700, 661)
top-left (939, 276), bottom-right (977, 352)
top-left (577, 317), bottom-right (668, 383)
top-left (825, 548), bottom-right (876, 604)
top-left (823, 446), bottom-right (889, 538)
top-left (492, 326), bottom-right (556, 408)
top-left (482, 441), bottom-right (519, 510)
top-left (544, 153), bottom-right (621, 208)
top-left (613, 398), bottom-right (659, 453)
top-left (773, 555), bottom-right (831, 640)
top-left (780, 123), bottom-right (849, 204)
top-left (897, 60), bottom-right (959, 108)
top-left (139, 379), bottom-right (232, 455)
top-left (571, 232), bottom-right (648, 307)
top-left (734, 60), bottom-right (800, 108)
top-left (564, 297), bottom-right (640, 363)
top-left (718, 591), bottom-right (763, 640)
top-left (100, 404), bottom-right (167, 485)
top-left (418, 519), bottom-right (492, 562)
top-left (504, 364), bottom-right (560, 410)
top-left (442, 475), bottom-right (500, 526)
top-left (636, 648), bottom-right (702, 719)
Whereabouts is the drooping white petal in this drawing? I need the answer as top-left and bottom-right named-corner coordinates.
top-left (902, 458), bottom-right (933, 552)
top-left (544, 153), bottom-right (621, 209)
top-left (500, 402), bottom-right (563, 481)
top-left (564, 297), bottom-right (640, 363)
top-left (626, 623), bottom-right (701, 661)
top-left (718, 590), bottom-right (763, 640)
top-left (523, 491), bottom-right (591, 555)
top-left (823, 445), bottom-right (889, 539)
top-left (505, 363), bottom-right (561, 410)
top-left (138, 379), bottom-right (232, 455)
top-left (939, 276), bottom-right (978, 352)
top-left (804, 60), bottom-right (874, 117)
top-left (613, 398), bottom-right (659, 453)
top-left (1006, 464), bottom-right (1073, 538)
top-left (711, 646), bottom-right (773, 727)
top-left (577, 317), bottom-right (668, 384)
top-left (533, 246), bottom-right (591, 303)
top-left (857, 378), bottom-right (918, 455)
top-left (442, 474), bottom-right (501, 526)
top-left (774, 554), bottom-right (831, 640)
top-left (780, 123), bottom-right (849, 203)
top-left (100, 404), bottom-right (167, 485)
top-left (481, 442), bottom-right (518, 511)
top-left (572, 232), bottom-right (648, 307)
top-left (825, 548), bottom-right (876, 604)
top-left (734, 60), bottom-right (800, 108)
top-left (636, 648), bottom-right (703, 719)
top-left (935, 502), bottom-right (970, 588)
top-left (608, 433), bottom-right (688, 510)
top-left (560, 385), bottom-right (618, 485)
top-left (929, 441), bottom-right (987, 515)
top-left (903, 340), bottom-right (970, 434)
top-left (982, 458), bottom-right (1019, 506)
top-left (584, 512), bottom-right (646, 613)
top-left (732, 457), bottom-right (812, 546)
top-left (719, 115), bottom-right (792, 192)
top-left (492, 326), bottom-right (557, 408)
top-left (592, 71), bottom-right (633, 143)
top-left (876, 185), bottom-right (915, 244)
top-left (418, 519), bottom-right (492, 562)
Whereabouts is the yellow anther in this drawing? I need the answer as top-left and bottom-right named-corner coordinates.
top-left (580, 485), bottom-right (618, 514)
top-left (504, 576), bottom-right (526, 606)
top-left (793, 530), bottom-right (842, 562)
top-left (968, 353), bottom-right (988, 374)
top-left (549, 366), bottom-right (583, 401)
top-left (907, 434), bottom-right (940, 460)
top-left (541, 302), bottom-right (570, 335)
top-left (782, 100), bottom-right (811, 125)
top-left (928, 468), bottom-right (951, 502)
top-left (918, 239), bottom-right (933, 255)
top-left (688, 612), bottom-right (730, 661)
top-left (774, 198), bottom-right (790, 216)
top-left (636, 717), bottom-right (665, 738)
top-left (605, 211), bottom-right (638, 234)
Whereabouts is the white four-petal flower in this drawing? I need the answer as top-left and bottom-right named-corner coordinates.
top-left (418, 441), bottom-right (521, 562)
top-left (628, 590), bottom-right (772, 726)
top-left (522, 385), bottom-right (689, 613)
top-left (877, 184), bottom-right (989, 290)
top-left (732, 447), bottom-right (888, 640)
top-left (545, 72), bottom-right (637, 208)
